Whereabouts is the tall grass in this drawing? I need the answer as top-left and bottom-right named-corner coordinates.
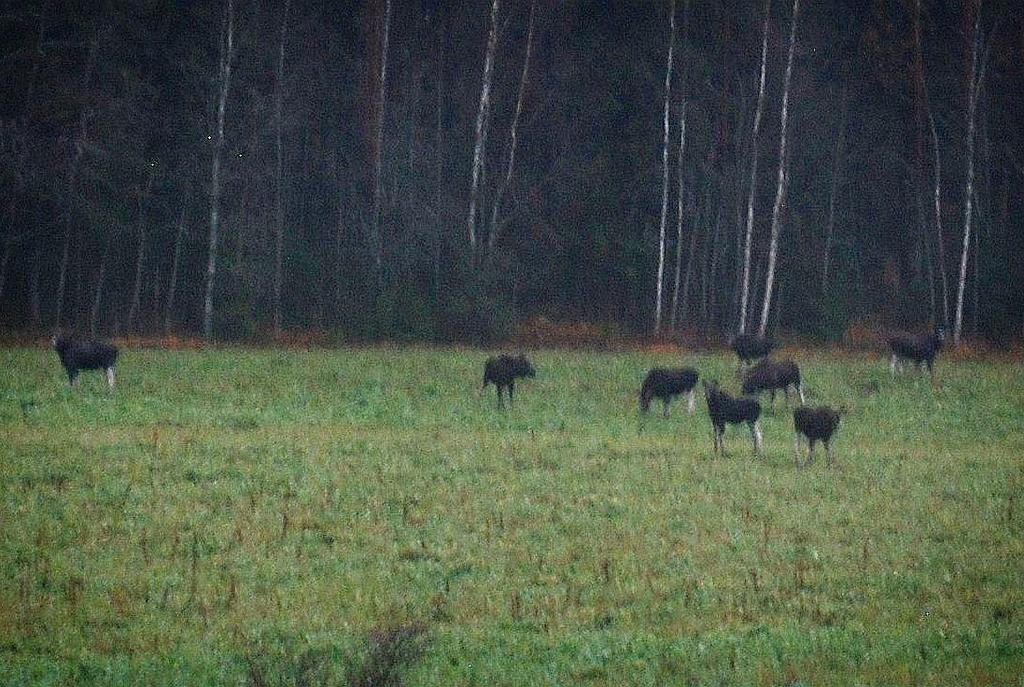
top-left (1, 347), bottom-right (1022, 685)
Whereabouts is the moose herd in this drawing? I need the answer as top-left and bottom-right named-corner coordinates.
top-left (49, 325), bottom-right (947, 467)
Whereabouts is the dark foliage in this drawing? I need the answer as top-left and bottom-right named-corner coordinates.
top-left (347, 622), bottom-right (429, 687)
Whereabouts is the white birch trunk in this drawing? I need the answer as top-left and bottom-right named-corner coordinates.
top-left (203, 0), bottom-right (235, 339)
top-left (653, 0), bottom-right (676, 335)
top-left (926, 99), bottom-right (949, 327)
top-left (758, 0), bottom-right (800, 338)
top-left (273, 0), bottom-right (290, 336)
top-left (738, 0), bottom-right (771, 334)
top-left (821, 86), bottom-right (846, 292)
top-left (90, 237), bottom-right (112, 335)
top-left (371, 0), bottom-right (391, 289)
top-left (165, 195), bottom-right (189, 335)
top-left (467, 0), bottom-right (500, 254)
top-left (954, 9), bottom-right (980, 344)
top-left (487, 0), bottom-right (536, 256)
top-left (670, 100), bottom-right (688, 329)
top-left (127, 171), bottom-right (154, 334)
top-left (0, 240), bottom-right (9, 305)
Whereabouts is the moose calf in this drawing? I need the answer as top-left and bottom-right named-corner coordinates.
top-left (702, 380), bottom-right (763, 456)
top-left (52, 333), bottom-right (119, 389)
top-left (730, 333), bottom-right (776, 372)
top-left (639, 367), bottom-right (699, 417)
top-left (742, 358), bottom-right (805, 407)
top-left (792, 405), bottom-right (844, 467)
top-left (482, 354), bottom-right (535, 407)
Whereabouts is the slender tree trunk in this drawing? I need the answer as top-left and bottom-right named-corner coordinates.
top-left (738, 0), bottom-right (771, 334)
top-left (679, 185), bottom-right (699, 323)
top-left (670, 100), bottom-right (688, 329)
top-left (164, 195), bottom-right (189, 335)
top-left (434, 22), bottom-right (445, 305)
top-left (912, 0), bottom-right (930, 321)
top-left (0, 240), bottom-right (10, 305)
top-left (954, 8), bottom-right (980, 345)
top-left (370, 0), bottom-right (391, 290)
top-left (757, 0), bottom-right (799, 338)
top-left (467, 0), bottom-right (500, 254)
top-left (203, 0), bottom-right (235, 339)
top-left (487, 0), bottom-right (536, 256)
top-left (127, 171), bottom-right (154, 334)
top-left (29, 244), bottom-right (42, 326)
top-left (821, 86), bottom-right (846, 292)
top-left (90, 237), bottom-right (112, 336)
top-left (653, 0), bottom-right (676, 335)
top-left (56, 115), bottom-right (86, 329)
top-left (925, 99), bottom-right (949, 326)
top-left (273, 0), bottom-right (290, 336)
top-left (707, 204), bottom-right (723, 327)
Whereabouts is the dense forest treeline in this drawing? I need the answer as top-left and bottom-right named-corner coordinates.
top-left (0, 0), bottom-right (1021, 343)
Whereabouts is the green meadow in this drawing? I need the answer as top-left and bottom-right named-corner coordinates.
top-left (1, 347), bottom-right (1022, 686)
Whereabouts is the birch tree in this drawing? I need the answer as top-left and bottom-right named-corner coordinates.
top-left (202, 0), bottom-right (235, 339)
top-left (925, 87), bottom-right (949, 327)
top-left (486, 0), bottom-right (536, 257)
top-left (757, 0), bottom-right (799, 338)
top-left (653, 0), bottom-right (676, 335)
top-left (165, 194), bottom-right (189, 335)
top-left (370, 0), bottom-right (390, 289)
top-left (467, 0), bottom-right (500, 254)
top-left (953, 6), bottom-right (981, 344)
top-left (126, 168), bottom-right (154, 333)
top-left (670, 100), bottom-right (688, 328)
top-left (821, 86), bottom-right (846, 292)
top-left (738, 0), bottom-right (770, 334)
top-left (273, 0), bottom-right (290, 336)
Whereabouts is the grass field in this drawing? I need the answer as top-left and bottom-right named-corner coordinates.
top-left (1, 346), bottom-right (1023, 686)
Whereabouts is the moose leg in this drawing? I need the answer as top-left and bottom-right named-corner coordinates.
top-left (889, 354), bottom-right (897, 376)
top-left (687, 389), bottom-right (696, 414)
top-left (825, 440), bottom-right (834, 467)
top-left (106, 367), bottom-right (116, 389)
top-left (798, 383), bottom-right (805, 404)
top-left (805, 440), bottom-right (816, 467)
top-left (662, 399), bottom-right (669, 418)
top-left (794, 432), bottom-right (802, 466)
top-left (508, 380), bottom-right (515, 406)
top-left (751, 421), bottom-right (763, 456)
top-left (496, 385), bottom-right (504, 408)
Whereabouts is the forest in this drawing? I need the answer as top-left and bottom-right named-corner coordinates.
top-left (0, 0), bottom-right (1021, 344)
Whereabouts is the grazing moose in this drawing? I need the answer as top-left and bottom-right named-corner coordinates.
top-left (639, 367), bottom-right (700, 417)
top-left (52, 333), bottom-right (119, 389)
top-left (887, 326), bottom-right (946, 378)
top-left (702, 380), bottom-right (763, 456)
top-left (729, 333), bottom-right (776, 373)
top-left (481, 354), bottom-right (535, 407)
top-left (742, 358), bottom-right (805, 407)
top-left (793, 405), bottom-right (844, 467)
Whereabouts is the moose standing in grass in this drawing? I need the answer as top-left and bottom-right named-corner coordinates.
top-left (52, 333), bottom-right (119, 389)
top-left (481, 354), bottom-right (535, 408)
